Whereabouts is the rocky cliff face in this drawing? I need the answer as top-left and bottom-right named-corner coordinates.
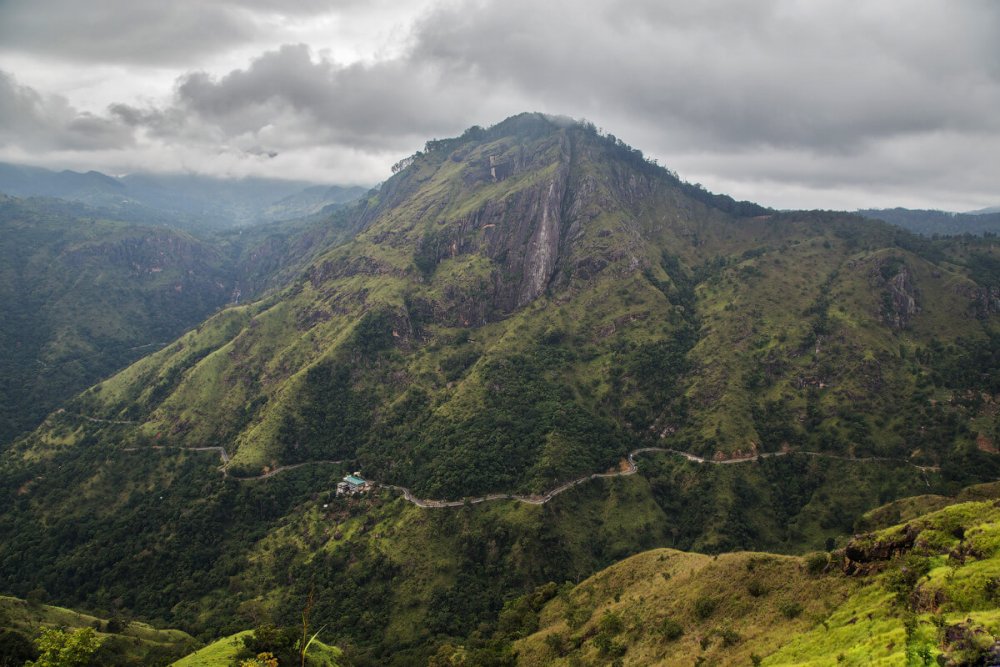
top-left (515, 137), bottom-right (571, 307)
top-left (886, 266), bottom-right (919, 329)
top-left (67, 232), bottom-right (227, 279)
top-left (870, 258), bottom-right (919, 329)
top-left (381, 121), bottom-right (668, 320)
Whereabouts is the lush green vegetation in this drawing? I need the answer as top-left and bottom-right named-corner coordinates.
top-left (505, 491), bottom-right (1000, 665)
top-left (3, 114), bottom-right (1000, 665)
top-left (26, 114), bottom-right (999, 495)
top-left (170, 626), bottom-right (342, 667)
top-left (0, 192), bottom-right (369, 449)
top-left (0, 594), bottom-right (197, 666)
top-left (0, 195), bottom-right (233, 445)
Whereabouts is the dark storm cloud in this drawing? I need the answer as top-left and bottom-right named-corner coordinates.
top-left (0, 0), bottom-right (332, 66)
top-left (157, 44), bottom-right (486, 151)
top-left (412, 0), bottom-right (1000, 152)
top-left (0, 72), bottom-right (134, 151)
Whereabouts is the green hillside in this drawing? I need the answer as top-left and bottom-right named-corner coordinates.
top-left (29, 114), bottom-right (1000, 494)
top-left (0, 195), bottom-right (233, 445)
top-left (510, 492), bottom-right (1000, 665)
top-left (0, 594), bottom-right (197, 665)
top-left (170, 630), bottom-right (342, 667)
top-left (171, 631), bottom-right (252, 667)
top-left (0, 194), bottom-right (366, 447)
top-left (3, 113), bottom-right (1000, 664)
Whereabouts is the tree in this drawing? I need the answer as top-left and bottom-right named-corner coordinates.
top-left (240, 653), bottom-right (279, 667)
top-left (25, 628), bottom-right (103, 667)
top-left (0, 628), bottom-right (38, 667)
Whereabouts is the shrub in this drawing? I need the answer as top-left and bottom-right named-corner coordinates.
top-left (593, 634), bottom-right (626, 657)
top-left (694, 596), bottom-right (718, 619)
top-left (543, 633), bottom-right (569, 657)
top-left (717, 626), bottom-right (741, 646)
top-left (779, 601), bottom-right (803, 619)
top-left (563, 604), bottom-right (592, 630)
top-left (804, 551), bottom-right (830, 575)
top-left (660, 617), bottom-right (684, 641)
top-left (598, 611), bottom-right (624, 636)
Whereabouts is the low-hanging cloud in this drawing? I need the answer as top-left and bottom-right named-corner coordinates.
top-left (414, 0), bottom-right (1000, 151)
top-left (0, 71), bottom-right (134, 151)
top-left (0, 0), bottom-right (998, 208)
top-left (169, 44), bottom-right (483, 150)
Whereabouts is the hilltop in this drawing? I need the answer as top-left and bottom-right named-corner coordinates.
top-left (24, 112), bottom-right (1000, 495)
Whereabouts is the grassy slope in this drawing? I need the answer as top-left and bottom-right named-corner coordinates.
top-left (514, 496), bottom-right (1000, 666)
top-left (0, 594), bottom-right (197, 663)
top-left (171, 630), bottom-right (342, 666)
top-left (171, 630), bottom-right (252, 667)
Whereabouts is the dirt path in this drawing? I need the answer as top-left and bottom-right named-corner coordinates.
top-left (121, 445), bottom-right (344, 481)
top-left (228, 460), bottom-right (345, 481)
top-left (59, 409), bottom-right (136, 425)
top-left (629, 447), bottom-right (940, 472)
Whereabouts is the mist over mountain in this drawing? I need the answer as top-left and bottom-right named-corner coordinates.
top-left (2, 0), bottom-right (1000, 663)
top-left (0, 162), bottom-right (367, 230)
top-left (859, 207), bottom-right (1000, 237)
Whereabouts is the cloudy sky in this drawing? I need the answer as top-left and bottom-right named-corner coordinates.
top-left (0, 0), bottom-right (997, 211)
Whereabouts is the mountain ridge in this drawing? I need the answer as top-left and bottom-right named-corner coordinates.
top-left (3, 112), bottom-right (1000, 663)
top-left (859, 207), bottom-right (1000, 237)
top-left (24, 112), bottom-right (1000, 497)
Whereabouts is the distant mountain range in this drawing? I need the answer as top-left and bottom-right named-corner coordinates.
top-left (0, 162), bottom-right (368, 230)
top-left (858, 206), bottom-right (1000, 236)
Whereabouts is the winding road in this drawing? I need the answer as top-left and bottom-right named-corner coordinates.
top-left (370, 447), bottom-right (939, 508)
top-left (119, 437), bottom-right (941, 507)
